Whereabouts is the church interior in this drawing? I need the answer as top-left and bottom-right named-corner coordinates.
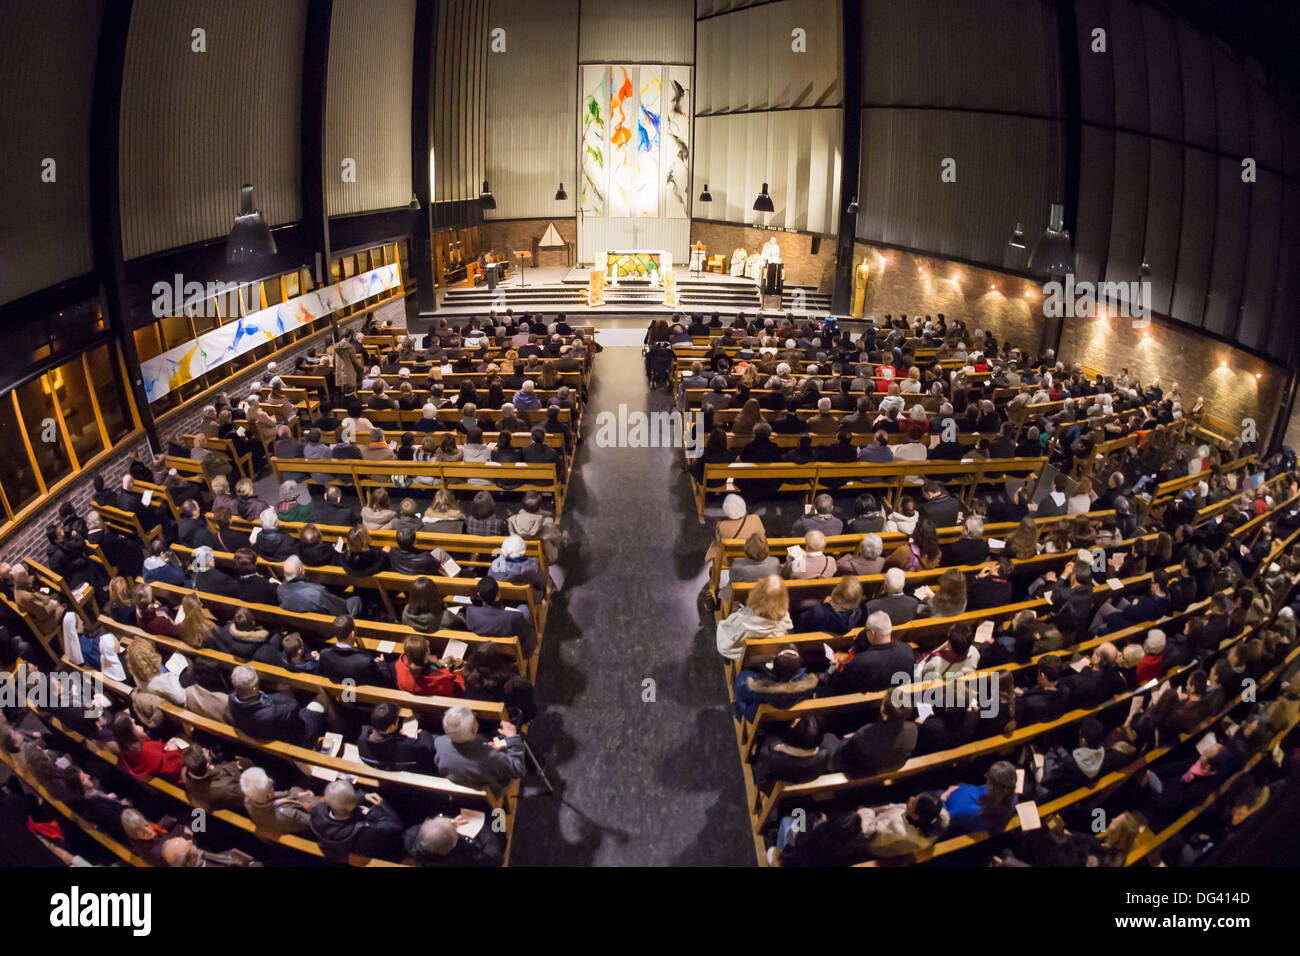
top-left (2, 0), bottom-right (1300, 904)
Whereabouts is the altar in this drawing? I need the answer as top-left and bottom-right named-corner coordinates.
top-left (602, 249), bottom-right (672, 286)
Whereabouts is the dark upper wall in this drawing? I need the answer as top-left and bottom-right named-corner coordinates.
top-left (0, 1), bottom-right (104, 306)
top-left (1072, 0), bottom-right (1300, 362)
top-left (325, 0), bottom-right (417, 217)
top-left (119, 0), bottom-right (308, 261)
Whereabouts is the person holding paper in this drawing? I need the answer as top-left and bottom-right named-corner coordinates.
top-left (318, 615), bottom-right (389, 687)
top-left (448, 576), bottom-right (538, 658)
top-left (393, 634), bottom-right (464, 698)
top-left (404, 815), bottom-right (505, 867)
top-left (309, 780), bottom-right (404, 863)
top-left (123, 635), bottom-right (188, 706)
top-left (826, 611), bottom-right (915, 694)
top-left (864, 569), bottom-right (921, 626)
top-left (278, 555), bottom-right (363, 618)
top-left (433, 704), bottom-right (526, 795)
top-left (388, 526), bottom-right (450, 576)
top-left (940, 516), bottom-right (991, 567)
top-left (357, 701), bottom-right (440, 771)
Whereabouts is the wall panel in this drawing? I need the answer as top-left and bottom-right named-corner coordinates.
top-left (119, 0), bottom-right (307, 260)
top-left (484, 0), bottom-right (578, 220)
top-left (0, 0), bottom-right (103, 304)
top-left (325, 0), bottom-right (416, 216)
top-left (857, 108), bottom-right (1060, 268)
top-left (579, 0), bottom-right (693, 64)
top-left (434, 0), bottom-right (489, 204)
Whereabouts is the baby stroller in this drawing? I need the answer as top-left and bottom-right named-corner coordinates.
top-left (645, 341), bottom-right (674, 392)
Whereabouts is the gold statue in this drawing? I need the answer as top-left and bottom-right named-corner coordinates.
top-left (850, 257), bottom-right (871, 317)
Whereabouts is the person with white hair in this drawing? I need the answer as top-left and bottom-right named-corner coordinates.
top-left (277, 555), bottom-right (363, 617)
top-left (190, 544), bottom-right (240, 597)
top-left (765, 362), bottom-right (795, 391)
top-left (826, 609), bottom-right (916, 694)
top-left (707, 493), bottom-right (765, 565)
top-left (432, 705), bottom-right (525, 794)
top-left (486, 532), bottom-right (544, 592)
top-left (405, 814), bottom-right (506, 867)
top-left (308, 778), bottom-right (404, 862)
top-left (783, 530), bottom-right (837, 579)
top-left (412, 402), bottom-right (441, 435)
top-left (243, 395), bottom-right (278, 448)
top-left (512, 379), bottom-right (542, 410)
top-left (275, 478), bottom-right (312, 522)
top-left (227, 664), bottom-right (328, 747)
top-left (838, 533), bottom-right (886, 576)
top-left (251, 507), bottom-right (296, 560)
top-left (865, 568), bottom-right (921, 625)
top-left (1137, 630), bottom-right (1166, 683)
top-left (808, 396), bottom-right (839, 435)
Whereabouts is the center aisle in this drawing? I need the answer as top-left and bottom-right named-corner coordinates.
top-left (508, 345), bottom-right (756, 866)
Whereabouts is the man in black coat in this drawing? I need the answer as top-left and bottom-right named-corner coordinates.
top-left (309, 780), bottom-right (404, 863)
top-left (403, 816), bottom-right (505, 867)
top-left (1015, 654), bottom-right (1071, 725)
top-left (387, 526), bottom-right (441, 575)
top-left (190, 546), bottom-right (241, 599)
top-left (826, 611), bottom-right (915, 694)
top-left (313, 486), bottom-right (360, 528)
top-left (1058, 642), bottom-right (1127, 708)
top-left (966, 556), bottom-right (1014, 611)
top-left (317, 615), bottom-right (388, 686)
top-left (920, 480), bottom-right (962, 528)
top-left (296, 523), bottom-right (340, 567)
top-left (86, 514), bottom-right (145, 578)
top-left (251, 514), bottom-right (298, 561)
top-left (452, 577), bottom-right (537, 656)
top-left (176, 499), bottom-right (217, 548)
top-left (1049, 561), bottom-right (1095, 639)
top-left (356, 702), bottom-right (438, 771)
top-left (227, 666), bottom-right (327, 746)
top-left (521, 426), bottom-right (561, 465)
top-left (941, 516), bottom-right (991, 566)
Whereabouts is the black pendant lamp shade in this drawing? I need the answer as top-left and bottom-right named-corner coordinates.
top-left (1027, 203), bottom-right (1073, 278)
top-left (478, 181), bottom-right (496, 209)
top-left (1008, 221), bottom-right (1026, 249)
top-left (226, 184), bottom-right (277, 264)
top-left (752, 182), bottom-right (774, 213)
top-left (555, 182), bottom-right (567, 201)
top-left (699, 183), bottom-right (713, 203)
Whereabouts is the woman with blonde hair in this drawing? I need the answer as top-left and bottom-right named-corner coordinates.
top-left (422, 488), bottom-right (465, 533)
top-left (715, 574), bottom-right (792, 661)
top-left (124, 635), bottom-right (186, 706)
top-left (106, 575), bottom-right (137, 625)
top-left (731, 398), bottom-right (764, 442)
top-left (924, 568), bottom-right (968, 618)
top-left (538, 360), bottom-right (559, 390)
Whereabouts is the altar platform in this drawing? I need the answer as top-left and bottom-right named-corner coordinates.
top-left (430, 265), bottom-right (832, 317)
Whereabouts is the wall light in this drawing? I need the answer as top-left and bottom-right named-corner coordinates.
top-left (1220, 360), bottom-right (1228, 368)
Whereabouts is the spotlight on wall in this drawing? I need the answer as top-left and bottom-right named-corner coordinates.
top-left (554, 182), bottom-right (568, 201)
top-left (1220, 360), bottom-right (1228, 368)
top-left (847, 196), bottom-right (860, 216)
top-left (226, 184), bottom-right (277, 264)
top-left (1008, 222), bottom-right (1026, 249)
top-left (1142, 330), bottom-right (1150, 339)
top-left (478, 181), bottom-right (496, 209)
top-left (1256, 372), bottom-right (1263, 380)
top-left (408, 194), bottom-right (421, 212)
top-left (1140, 256), bottom-right (1151, 277)
top-left (752, 182), bottom-right (775, 213)
top-left (699, 183), bottom-right (713, 203)
top-left (989, 283), bottom-right (997, 291)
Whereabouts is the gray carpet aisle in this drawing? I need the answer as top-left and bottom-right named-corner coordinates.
top-left (506, 345), bottom-right (755, 866)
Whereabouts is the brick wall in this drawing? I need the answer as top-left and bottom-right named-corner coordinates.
top-left (0, 310), bottom-right (376, 567)
top-left (479, 218), bottom-right (577, 269)
top-left (689, 222), bottom-right (835, 289)
top-left (1060, 314), bottom-right (1281, 446)
top-left (850, 243), bottom-right (1043, 355)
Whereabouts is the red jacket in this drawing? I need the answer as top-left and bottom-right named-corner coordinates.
top-left (395, 657), bottom-right (466, 698)
top-left (1136, 654), bottom-right (1164, 685)
top-left (120, 740), bottom-right (184, 783)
